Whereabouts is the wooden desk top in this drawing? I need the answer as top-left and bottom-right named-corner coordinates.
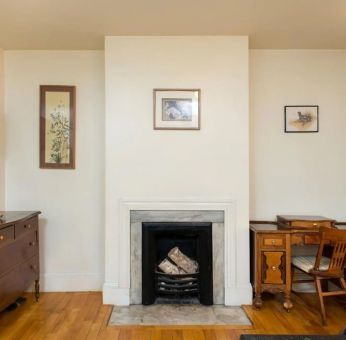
top-left (250, 223), bottom-right (288, 233)
top-left (0, 211), bottom-right (41, 229)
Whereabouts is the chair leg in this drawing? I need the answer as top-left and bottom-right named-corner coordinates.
top-left (339, 277), bottom-right (346, 291)
top-left (315, 278), bottom-right (327, 326)
top-left (291, 266), bottom-right (295, 291)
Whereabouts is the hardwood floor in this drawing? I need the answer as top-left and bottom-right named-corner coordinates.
top-left (0, 292), bottom-right (345, 339)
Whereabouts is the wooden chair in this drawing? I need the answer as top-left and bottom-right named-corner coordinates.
top-left (291, 227), bottom-right (346, 325)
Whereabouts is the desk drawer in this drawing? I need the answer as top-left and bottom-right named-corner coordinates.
top-left (291, 233), bottom-right (321, 245)
top-left (262, 251), bottom-right (285, 284)
top-left (291, 234), bottom-right (304, 246)
top-left (0, 226), bottom-right (15, 248)
top-left (261, 234), bottom-right (286, 249)
top-left (304, 234), bottom-right (320, 245)
top-left (290, 221), bottom-right (333, 229)
top-left (15, 217), bottom-right (38, 238)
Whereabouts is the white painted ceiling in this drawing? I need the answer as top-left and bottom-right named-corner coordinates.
top-left (0, 0), bottom-right (345, 49)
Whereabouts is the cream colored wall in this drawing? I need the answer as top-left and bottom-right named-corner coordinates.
top-left (4, 51), bottom-right (105, 291)
top-left (250, 50), bottom-right (346, 221)
top-left (0, 50), bottom-right (4, 210)
top-left (104, 36), bottom-right (251, 305)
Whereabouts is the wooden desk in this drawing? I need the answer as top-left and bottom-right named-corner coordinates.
top-left (250, 215), bottom-right (336, 311)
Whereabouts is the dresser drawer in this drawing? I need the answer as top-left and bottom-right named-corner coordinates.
top-left (15, 217), bottom-right (38, 238)
top-left (0, 226), bottom-right (15, 247)
top-left (261, 234), bottom-right (286, 249)
top-left (0, 231), bottom-right (38, 275)
top-left (290, 220), bottom-right (333, 229)
top-left (0, 255), bottom-right (39, 311)
top-left (22, 254), bottom-right (39, 287)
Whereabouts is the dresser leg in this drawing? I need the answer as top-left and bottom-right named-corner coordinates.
top-left (253, 293), bottom-right (263, 310)
top-left (283, 292), bottom-right (293, 312)
top-left (35, 280), bottom-right (40, 302)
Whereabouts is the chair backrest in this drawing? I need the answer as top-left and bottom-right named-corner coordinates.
top-left (314, 227), bottom-right (346, 277)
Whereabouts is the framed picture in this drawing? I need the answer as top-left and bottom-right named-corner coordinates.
top-left (40, 85), bottom-right (76, 169)
top-left (284, 105), bottom-right (319, 133)
top-left (153, 89), bottom-right (200, 130)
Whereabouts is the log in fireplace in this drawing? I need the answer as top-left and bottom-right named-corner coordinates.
top-left (142, 222), bottom-right (213, 305)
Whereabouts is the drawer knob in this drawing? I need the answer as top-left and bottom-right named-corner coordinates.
top-left (29, 241), bottom-right (36, 247)
top-left (24, 224), bottom-right (31, 229)
top-left (271, 266), bottom-right (277, 271)
top-left (313, 223), bottom-right (317, 227)
top-left (271, 240), bottom-right (276, 244)
top-left (0, 235), bottom-right (4, 241)
top-left (31, 264), bottom-right (37, 270)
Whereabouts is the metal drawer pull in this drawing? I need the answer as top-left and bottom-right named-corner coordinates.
top-left (313, 223), bottom-right (317, 226)
top-left (271, 266), bottom-right (277, 271)
top-left (24, 224), bottom-right (31, 229)
top-left (29, 241), bottom-right (36, 246)
top-left (0, 235), bottom-right (4, 241)
top-left (271, 240), bottom-right (276, 244)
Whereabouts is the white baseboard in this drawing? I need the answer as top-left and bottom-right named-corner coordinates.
top-left (103, 283), bottom-right (130, 305)
top-left (38, 273), bottom-right (103, 292)
top-left (224, 284), bottom-right (253, 306)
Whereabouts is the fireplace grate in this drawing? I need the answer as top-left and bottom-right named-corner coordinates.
top-left (155, 271), bottom-right (199, 296)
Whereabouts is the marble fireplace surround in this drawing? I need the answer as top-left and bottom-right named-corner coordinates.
top-left (102, 199), bottom-right (253, 306)
top-left (130, 210), bottom-right (224, 304)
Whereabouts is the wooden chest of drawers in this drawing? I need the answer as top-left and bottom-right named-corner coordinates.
top-left (0, 211), bottom-right (40, 311)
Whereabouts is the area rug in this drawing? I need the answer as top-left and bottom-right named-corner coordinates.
top-left (108, 304), bottom-right (252, 326)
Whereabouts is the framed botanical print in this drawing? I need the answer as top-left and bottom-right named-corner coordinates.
top-left (153, 89), bottom-right (200, 130)
top-left (40, 85), bottom-right (76, 169)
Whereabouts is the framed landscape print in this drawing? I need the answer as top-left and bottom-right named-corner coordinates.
top-left (153, 89), bottom-right (200, 130)
top-left (284, 105), bottom-right (319, 133)
top-left (40, 85), bottom-right (76, 169)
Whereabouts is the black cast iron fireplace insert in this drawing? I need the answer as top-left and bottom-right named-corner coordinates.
top-left (142, 222), bottom-right (213, 305)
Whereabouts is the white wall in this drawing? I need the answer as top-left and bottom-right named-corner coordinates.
top-left (5, 51), bottom-right (105, 291)
top-left (250, 50), bottom-right (346, 220)
top-left (104, 36), bottom-right (250, 304)
top-left (0, 49), bottom-right (4, 209)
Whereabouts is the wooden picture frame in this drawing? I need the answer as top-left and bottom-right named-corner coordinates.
top-left (40, 85), bottom-right (76, 169)
top-left (153, 89), bottom-right (201, 130)
top-left (284, 105), bottom-right (319, 133)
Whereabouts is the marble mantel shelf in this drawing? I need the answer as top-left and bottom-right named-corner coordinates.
top-left (130, 210), bottom-right (224, 223)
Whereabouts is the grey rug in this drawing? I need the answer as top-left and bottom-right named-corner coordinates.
top-left (108, 304), bottom-right (252, 326)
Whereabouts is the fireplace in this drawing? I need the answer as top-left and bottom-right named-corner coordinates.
top-left (142, 222), bottom-right (213, 305)
top-left (102, 203), bottom-right (252, 307)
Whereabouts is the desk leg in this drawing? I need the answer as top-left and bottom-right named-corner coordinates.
top-left (283, 292), bottom-right (293, 312)
top-left (283, 234), bottom-right (293, 312)
top-left (253, 292), bottom-right (262, 310)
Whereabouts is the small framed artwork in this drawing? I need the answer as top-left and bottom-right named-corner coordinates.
top-left (153, 89), bottom-right (200, 130)
top-left (284, 105), bottom-right (319, 133)
top-left (40, 85), bottom-right (76, 169)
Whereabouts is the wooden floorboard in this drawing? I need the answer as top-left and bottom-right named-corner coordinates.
top-left (0, 292), bottom-right (345, 339)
